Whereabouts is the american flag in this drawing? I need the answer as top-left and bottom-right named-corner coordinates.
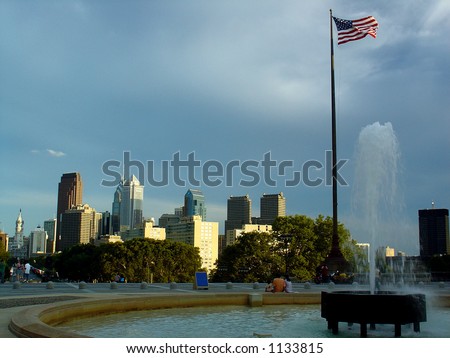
top-left (333, 16), bottom-right (378, 45)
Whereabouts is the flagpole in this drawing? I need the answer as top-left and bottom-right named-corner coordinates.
top-left (326, 9), bottom-right (347, 273)
top-left (330, 9), bottom-right (338, 241)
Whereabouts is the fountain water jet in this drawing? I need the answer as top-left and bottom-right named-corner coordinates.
top-left (321, 122), bottom-right (427, 337)
top-left (352, 121), bottom-right (401, 293)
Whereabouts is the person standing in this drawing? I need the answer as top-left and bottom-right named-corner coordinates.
top-left (24, 262), bottom-right (31, 282)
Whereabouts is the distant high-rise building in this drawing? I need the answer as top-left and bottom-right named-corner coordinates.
top-left (56, 172), bottom-right (83, 250)
top-left (258, 192), bottom-right (286, 225)
top-left (174, 207), bottom-right (184, 217)
top-left (225, 195), bottom-right (252, 234)
top-left (419, 207), bottom-right (449, 257)
top-left (119, 175), bottom-right (144, 231)
top-left (226, 223), bottom-right (272, 247)
top-left (101, 211), bottom-right (111, 236)
top-left (111, 181), bottom-right (123, 234)
top-left (183, 189), bottom-right (206, 220)
top-left (120, 219), bottom-right (166, 241)
top-left (60, 204), bottom-right (97, 250)
top-left (29, 226), bottom-right (48, 255)
top-left (159, 213), bottom-right (181, 228)
top-left (44, 218), bottom-right (57, 254)
top-left (166, 216), bottom-right (218, 273)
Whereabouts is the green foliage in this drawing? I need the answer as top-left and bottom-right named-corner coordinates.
top-left (212, 232), bottom-right (280, 283)
top-left (52, 238), bottom-right (202, 282)
top-left (212, 214), bottom-right (358, 282)
top-left (0, 241), bottom-right (9, 263)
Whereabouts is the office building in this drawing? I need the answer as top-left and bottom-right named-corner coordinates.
top-left (183, 189), bottom-right (206, 220)
top-left (224, 195), bottom-right (252, 235)
top-left (29, 226), bottom-right (48, 255)
top-left (101, 211), bottom-right (111, 236)
top-left (93, 234), bottom-right (123, 246)
top-left (44, 218), bottom-right (57, 254)
top-left (257, 192), bottom-right (286, 225)
top-left (159, 213), bottom-right (181, 228)
top-left (419, 207), bottom-right (449, 257)
top-left (225, 224), bottom-right (272, 247)
top-left (166, 216), bottom-right (218, 273)
top-left (119, 175), bottom-right (144, 231)
top-left (111, 181), bottom-right (123, 234)
top-left (120, 218), bottom-right (166, 241)
top-left (60, 204), bottom-right (96, 250)
top-left (56, 173), bottom-right (83, 250)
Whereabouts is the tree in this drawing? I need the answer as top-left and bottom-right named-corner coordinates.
top-left (59, 238), bottom-right (203, 283)
top-left (0, 241), bottom-right (9, 263)
top-left (54, 243), bottom-right (101, 281)
top-left (212, 232), bottom-right (279, 283)
top-left (273, 215), bottom-right (323, 280)
top-left (213, 215), bottom-right (357, 283)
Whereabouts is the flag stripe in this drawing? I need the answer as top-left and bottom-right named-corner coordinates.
top-left (333, 16), bottom-right (379, 45)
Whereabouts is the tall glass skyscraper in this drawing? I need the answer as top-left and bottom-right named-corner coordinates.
top-left (183, 189), bottom-right (206, 221)
top-left (111, 180), bottom-right (123, 234)
top-left (117, 175), bottom-right (144, 231)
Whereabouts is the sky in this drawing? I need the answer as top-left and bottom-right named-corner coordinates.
top-left (1, 0), bottom-right (449, 256)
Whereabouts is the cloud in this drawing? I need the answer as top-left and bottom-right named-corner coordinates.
top-left (46, 149), bottom-right (66, 157)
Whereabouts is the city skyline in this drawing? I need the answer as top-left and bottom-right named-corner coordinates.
top-left (1, 1), bottom-right (449, 256)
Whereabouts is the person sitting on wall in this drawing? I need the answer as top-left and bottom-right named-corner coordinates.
top-left (272, 274), bottom-right (286, 293)
top-left (284, 275), bottom-right (293, 293)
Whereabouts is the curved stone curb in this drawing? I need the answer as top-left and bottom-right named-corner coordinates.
top-left (9, 292), bottom-right (321, 338)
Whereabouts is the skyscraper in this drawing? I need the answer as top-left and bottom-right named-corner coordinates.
top-left (101, 211), bottom-right (111, 236)
top-left (183, 189), bottom-right (206, 221)
top-left (224, 195), bottom-right (252, 234)
top-left (56, 172), bottom-right (82, 250)
top-left (29, 226), bottom-right (47, 255)
top-left (119, 175), bottom-right (144, 231)
top-left (111, 180), bottom-right (123, 234)
top-left (419, 207), bottom-right (449, 257)
top-left (44, 218), bottom-right (57, 254)
top-left (259, 192), bottom-right (286, 225)
top-left (60, 204), bottom-right (96, 250)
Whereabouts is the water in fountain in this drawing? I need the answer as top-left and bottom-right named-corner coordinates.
top-left (351, 122), bottom-right (401, 294)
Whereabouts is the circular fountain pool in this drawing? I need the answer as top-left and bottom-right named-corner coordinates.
top-left (57, 303), bottom-right (450, 338)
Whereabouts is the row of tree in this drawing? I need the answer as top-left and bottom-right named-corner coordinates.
top-left (211, 215), bottom-right (363, 282)
top-left (37, 238), bottom-right (202, 283)
top-left (1, 214), bottom-right (365, 283)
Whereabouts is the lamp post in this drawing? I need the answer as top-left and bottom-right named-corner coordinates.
top-left (279, 234), bottom-right (293, 276)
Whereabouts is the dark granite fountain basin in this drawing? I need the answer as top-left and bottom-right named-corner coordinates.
top-left (321, 291), bottom-right (427, 337)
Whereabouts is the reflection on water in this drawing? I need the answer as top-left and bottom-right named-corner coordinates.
top-left (59, 304), bottom-right (450, 338)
